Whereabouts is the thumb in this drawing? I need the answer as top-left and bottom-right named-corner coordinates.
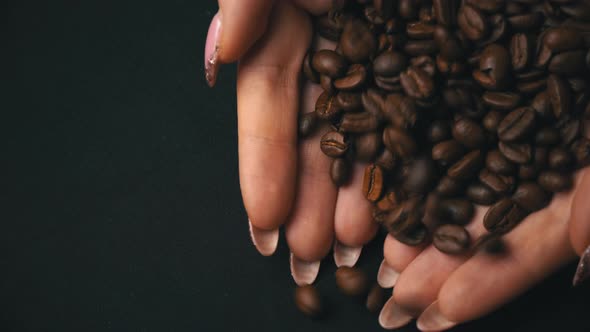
top-left (205, 0), bottom-right (274, 86)
top-left (569, 167), bottom-right (590, 286)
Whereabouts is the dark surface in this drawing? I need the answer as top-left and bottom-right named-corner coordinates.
top-left (2, 1), bottom-right (589, 331)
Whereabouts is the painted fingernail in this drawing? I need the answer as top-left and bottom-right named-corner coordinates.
top-left (333, 241), bottom-right (362, 267)
top-left (377, 260), bottom-right (400, 288)
top-left (378, 296), bottom-right (414, 330)
top-left (416, 301), bottom-right (457, 332)
top-left (573, 244), bottom-right (590, 287)
top-left (204, 12), bottom-right (221, 87)
top-left (248, 219), bottom-right (278, 256)
top-left (290, 253), bottom-right (321, 286)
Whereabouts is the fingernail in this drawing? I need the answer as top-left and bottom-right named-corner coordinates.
top-left (573, 244), bottom-right (590, 287)
top-left (204, 12), bottom-right (221, 87)
top-left (290, 253), bottom-right (321, 286)
top-left (416, 301), bottom-right (457, 332)
top-left (333, 241), bottom-right (362, 267)
top-left (377, 260), bottom-right (400, 288)
top-left (248, 219), bottom-right (278, 256)
top-left (378, 296), bottom-right (414, 330)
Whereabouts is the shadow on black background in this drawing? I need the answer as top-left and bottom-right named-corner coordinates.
top-left (2, 1), bottom-right (588, 331)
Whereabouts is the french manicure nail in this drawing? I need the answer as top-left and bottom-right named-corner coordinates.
top-left (333, 241), bottom-right (362, 267)
top-left (378, 296), bottom-right (414, 330)
top-left (290, 253), bottom-right (321, 286)
top-left (573, 244), bottom-right (590, 287)
top-left (248, 219), bottom-right (278, 256)
top-left (204, 12), bottom-right (221, 87)
top-left (416, 301), bottom-right (457, 332)
top-left (377, 260), bottom-right (400, 288)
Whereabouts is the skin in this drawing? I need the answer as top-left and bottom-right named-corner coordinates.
top-left (207, 0), bottom-right (590, 328)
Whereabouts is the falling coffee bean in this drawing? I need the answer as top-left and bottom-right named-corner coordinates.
top-left (335, 266), bottom-right (369, 297)
top-left (295, 285), bottom-right (323, 318)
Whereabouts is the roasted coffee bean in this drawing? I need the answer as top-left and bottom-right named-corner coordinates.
top-left (510, 33), bottom-right (533, 71)
top-left (516, 78), bottom-right (546, 95)
top-left (312, 50), bottom-right (348, 78)
top-left (535, 127), bottom-right (561, 146)
top-left (334, 64), bottom-right (368, 90)
top-left (336, 91), bottom-right (362, 111)
top-left (507, 12), bottom-right (543, 32)
top-left (537, 27), bottom-right (584, 68)
top-left (361, 89), bottom-right (384, 115)
top-left (295, 285), bottom-right (323, 318)
top-left (572, 138), bottom-right (590, 167)
top-left (433, 224), bottom-right (471, 254)
top-left (466, 182), bottom-right (497, 205)
top-left (466, 0), bottom-right (504, 13)
top-left (383, 197), bottom-right (424, 234)
top-left (376, 190), bottom-right (405, 212)
top-left (548, 50), bottom-right (587, 76)
top-left (531, 91), bottom-right (553, 119)
top-left (366, 284), bottom-right (386, 313)
top-left (373, 51), bottom-right (407, 77)
top-left (428, 120), bottom-right (452, 143)
top-left (320, 130), bottom-right (348, 157)
top-left (473, 233), bottom-right (505, 254)
top-left (393, 223), bottom-right (428, 246)
top-left (363, 164), bottom-right (384, 202)
top-left (486, 149), bottom-right (516, 175)
top-left (499, 141), bottom-right (532, 164)
top-left (479, 169), bottom-right (515, 195)
top-left (403, 157), bottom-right (437, 194)
top-left (433, 0), bottom-right (459, 26)
top-left (482, 92), bottom-right (521, 110)
top-left (518, 164), bottom-right (538, 180)
top-left (340, 19), bottom-right (376, 63)
top-left (331, 158), bottom-right (351, 186)
top-left (383, 126), bottom-right (417, 159)
top-left (483, 111), bottom-right (504, 132)
top-left (411, 55), bottom-right (436, 76)
top-left (538, 171), bottom-right (573, 192)
top-left (458, 5), bottom-right (488, 41)
top-left (375, 149), bottom-right (397, 170)
top-left (473, 44), bottom-right (511, 90)
top-left (484, 198), bottom-right (527, 234)
top-left (400, 67), bottom-right (435, 99)
top-left (477, 14), bottom-right (507, 47)
top-left (448, 150), bottom-right (484, 180)
top-left (303, 51), bottom-right (320, 83)
top-left (432, 140), bottom-right (466, 167)
top-left (406, 21), bottom-right (435, 39)
top-left (436, 176), bottom-right (464, 197)
top-left (316, 11), bottom-right (346, 41)
top-left (373, 0), bottom-right (395, 19)
top-left (320, 74), bottom-right (335, 94)
top-left (512, 182), bottom-right (550, 212)
top-left (355, 132), bottom-right (382, 162)
top-left (497, 107), bottom-right (536, 142)
top-left (316, 91), bottom-right (341, 120)
top-left (560, 119), bottom-right (580, 146)
top-left (548, 147), bottom-right (574, 170)
top-left (336, 266), bottom-right (369, 296)
top-left (438, 199), bottom-right (475, 225)
top-left (299, 112), bottom-right (318, 138)
top-left (383, 94), bottom-right (418, 128)
top-left (340, 112), bottom-right (380, 133)
top-left (453, 118), bottom-right (486, 148)
top-left (547, 74), bottom-right (572, 119)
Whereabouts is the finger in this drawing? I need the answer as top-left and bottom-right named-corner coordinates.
top-left (379, 235), bottom-right (426, 288)
top-left (205, 0), bottom-right (274, 86)
top-left (569, 168), bottom-right (590, 255)
top-left (286, 81), bottom-right (337, 285)
top-left (418, 182), bottom-right (580, 331)
top-left (333, 163), bottom-right (379, 267)
top-left (238, 2), bottom-right (311, 255)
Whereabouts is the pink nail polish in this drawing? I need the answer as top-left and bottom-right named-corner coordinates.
top-left (204, 12), bottom-right (221, 87)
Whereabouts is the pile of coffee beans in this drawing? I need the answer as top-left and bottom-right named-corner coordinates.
top-left (300, 0), bottom-right (590, 255)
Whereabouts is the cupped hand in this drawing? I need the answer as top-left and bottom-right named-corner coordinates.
top-left (205, 0), bottom-right (378, 285)
top-left (377, 167), bottom-right (590, 331)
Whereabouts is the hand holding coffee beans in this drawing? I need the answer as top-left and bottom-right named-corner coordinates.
top-left (205, 0), bottom-right (590, 329)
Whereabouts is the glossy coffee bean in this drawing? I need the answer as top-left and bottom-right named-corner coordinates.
top-left (366, 283), bottom-right (386, 313)
top-left (433, 224), bottom-right (470, 254)
top-left (374, 51), bottom-right (407, 77)
top-left (448, 150), bottom-right (484, 180)
top-left (458, 5), bottom-right (488, 41)
top-left (486, 150), bottom-right (516, 175)
top-left (512, 182), bottom-right (550, 212)
top-left (482, 91), bottom-right (521, 110)
top-left (510, 33), bottom-right (532, 72)
top-left (497, 107), bottom-right (536, 142)
top-left (432, 140), bottom-right (465, 167)
top-left (400, 67), bottom-right (435, 99)
top-left (312, 50), bottom-right (348, 78)
top-left (453, 118), bottom-right (486, 148)
top-left (383, 126), bottom-right (417, 159)
top-left (499, 141), bottom-right (532, 164)
top-left (473, 44), bottom-right (511, 90)
top-left (537, 27), bottom-right (584, 68)
top-left (538, 171), bottom-right (573, 192)
top-left (331, 158), bottom-right (351, 186)
top-left (340, 112), bottom-right (380, 133)
top-left (320, 130), bottom-right (348, 157)
top-left (298, 112), bottom-right (318, 138)
top-left (547, 74), bottom-right (572, 119)
top-left (548, 147), bottom-right (574, 170)
top-left (484, 198), bottom-right (527, 234)
top-left (315, 91), bottom-right (341, 120)
top-left (363, 164), bottom-right (384, 202)
top-left (466, 182), bottom-right (497, 205)
top-left (295, 285), bottom-right (322, 318)
top-left (479, 169), bottom-right (515, 195)
top-left (438, 199), bottom-right (475, 225)
top-left (392, 223), bottom-right (428, 246)
top-left (336, 266), bottom-right (369, 296)
top-left (334, 64), bottom-right (368, 90)
top-left (340, 19), bottom-right (376, 63)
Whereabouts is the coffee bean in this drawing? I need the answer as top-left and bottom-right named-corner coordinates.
top-left (321, 130), bottom-right (348, 157)
top-left (537, 27), bottom-right (584, 68)
top-left (316, 11), bottom-right (346, 41)
top-left (295, 285), bottom-right (323, 318)
top-left (433, 224), bottom-right (471, 254)
top-left (458, 5), bottom-right (488, 41)
top-left (366, 283), bottom-right (386, 313)
top-left (432, 140), bottom-right (466, 167)
top-left (548, 50), bottom-right (587, 76)
top-left (482, 91), bottom-right (521, 110)
top-left (453, 118), bottom-right (486, 148)
top-left (316, 91), bottom-right (341, 120)
top-left (406, 21), bottom-right (435, 39)
top-left (363, 164), bottom-right (384, 202)
top-left (436, 176), bottom-right (464, 197)
top-left (497, 107), bottom-right (536, 142)
top-left (535, 127), bottom-right (561, 146)
top-left (547, 74), bottom-right (572, 119)
top-left (403, 157), bottom-right (437, 194)
top-left (433, 0), bottom-right (459, 26)
top-left (373, 51), bottom-right (408, 77)
top-left (486, 149), bottom-right (516, 175)
top-left (375, 149), bottom-right (397, 170)
top-left (299, 112), bottom-right (318, 138)
top-left (383, 197), bottom-right (424, 234)
top-left (411, 55), bottom-right (437, 76)
top-left (334, 64), bottom-right (368, 91)
top-left (473, 44), bottom-right (511, 90)
top-left (355, 131), bottom-right (382, 162)
top-left (559, 119), bottom-right (581, 146)
top-left (531, 91), bottom-right (553, 119)
top-left (499, 141), bottom-right (532, 164)
top-left (473, 233), bottom-right (505, 254)
top-left (374, 0), bottom-right (395, 19)
top-left (336, 266), bottom-right (369, 296)
top-left (383, 126), bottom-right (417, 159)
top-left (340, 19), bottom-right (376, 63)
top-left (466, 182), bottom-right (497, 205)
top-left (477, 14), bottom-right (508, 47)
top-left (303, 51), bottom-right (320, 83)
top-left (466, 0), bottom-right (504, 13)
top-left (392, 223), bottom-right (428, 246)
top-left (518, 164), bottom-right (538, 180)
top-left (336, 91), bottom-right (362, 111)
top-left (572, 138), bottom-right (590, 167)
top-left (438, 199), bottom-right (475, 225)
top-left (320, 74), bottom-right (335, 94)
top-left (507, 12), bottom-right (543, 32)
top-left (538, 171), bottom-right (573, 192)
top-left (400, 67), bottom-right (435, 99)
top-left (479, 169), bottom-right (515, 195)
top-left (312, 50), bottom-right (348, 78)
top-left (383, 94), bottom-right (418, 129)
top-left (512, 182), bottom-right (550, 212)
top-left (510, 33), bottom-right (533, 71)
top-left (548, 147), bottom-right (574, 170)
top-left (484, 198), bottom-right (527, 234)
top-left (331, 158), bottom-right (351, 186)
top-left (483, 111), bottom-right (504, 133)
top-left (448, 150), bottom-right (484, 180)
top-left (361, 89), bottom-right (384, 115)
top-left (340, 111), bottom-right (380, 133)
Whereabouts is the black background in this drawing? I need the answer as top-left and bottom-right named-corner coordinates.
top-left (2, 1), bottom-right (589, 331)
